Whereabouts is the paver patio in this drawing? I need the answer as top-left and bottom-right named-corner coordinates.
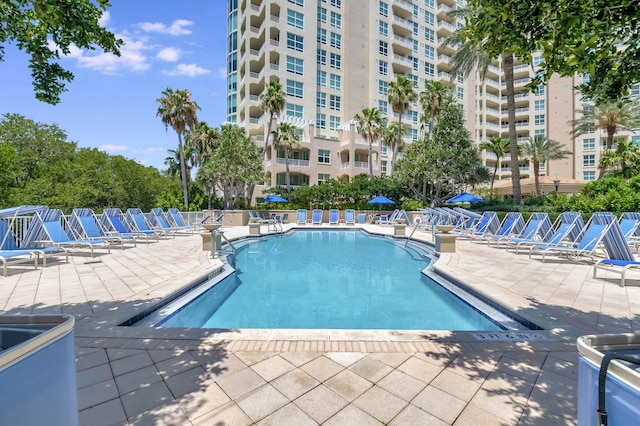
top-left (1, 222), bottom-right (639, 425)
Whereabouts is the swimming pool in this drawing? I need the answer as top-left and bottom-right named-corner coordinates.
top-left (133, 230), bottom-right (534, 331)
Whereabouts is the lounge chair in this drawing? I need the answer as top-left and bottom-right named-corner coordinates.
top-left (312, 209), bottom-right (323, 225)
top-left (26, 209), bottom-right (112, 257)
top-left (506, 216), bottom-right (574, 254)
top-left (100, 208), bottom-right (158, 243)
top-left (345, 209), bottom-right (355, 226)
top-left (296, 209), bottom-right (307, 225)
top-left (0, 250), bottom-right (38, 276)
top-left (329, 209), bottom-right (339, 225)
top-left (455, 211), bottom-right (500, 239)
top-left (68, 209), bottom-right (132, 248)
top-left (529, 217), bottom-right (609, 262)
top-left (126, 208), bottom-right (168, 238)
top-left (376, 209), bottom-right (400, 225)
top-left (593, 212), bottom-right (640, 286)
top-left (149, 208), bottom-right (192, 234)
top-left (167, 208), bottom-right (200, 231)
top-left (478, 212), bottom-right (525, 244)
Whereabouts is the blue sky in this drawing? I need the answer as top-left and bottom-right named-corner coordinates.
top-left (0, 1), bottom-right (229, 170)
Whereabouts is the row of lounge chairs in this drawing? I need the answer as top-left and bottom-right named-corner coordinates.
top-left (0, 206), bottom-right (201, 276)
top-left (416, 207), bottom-right (640, 286)
top-left (295, 209), bottom-right (357, 226)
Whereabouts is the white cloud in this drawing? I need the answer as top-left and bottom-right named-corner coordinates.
top-left (98, 11), bottom-right (111, 27)
top-left (99, 144), bottom-right (127, 153)
top-left (157, 47), bottom-right (181, 62)
top-left (133, 147), bottom-right (166, 154)
top-left (165, 63), bottom-right (211, 77)
top-left (138, 19), bottom-right (193, 36)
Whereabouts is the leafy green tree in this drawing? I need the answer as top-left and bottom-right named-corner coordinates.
top-left (520, 136), bottom-right (572, 194)
top-left (156, 88), bottom-right (200, 208)
top-left (354, 107), bottom-right (383, 179)
top-left (186, 121), bottom-right (218, 166)
top-left (479, 136), bottom-right (510, 198)
top-left (570, 101), bottom-right (640, 178)
top-left (387, 75), bottom-right (416, 175)
top-left (599, 139), bottom-right (640, 179)
top-left (271, 122), bottom-right (301, 193)
top-left (1, 0), bottom-right (122, 104)
top-left (259, 80), bottom-right (286, 159)
top-left (419, 80), bottom-right (451, 138)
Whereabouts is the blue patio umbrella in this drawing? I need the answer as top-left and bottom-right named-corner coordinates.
top-left (367, 195), bottom-right (395, 205)
top-left (445, 192), bottom-right (485, 203)
top-left (263, 194), bottom-right (288, 203)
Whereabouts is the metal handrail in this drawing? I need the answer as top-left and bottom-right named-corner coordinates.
top-left (214, 230), bottom-right (236, 268)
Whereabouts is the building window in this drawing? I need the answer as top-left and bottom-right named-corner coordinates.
top-left (533, 56), bottom-right (543, 67)
top-left (316, 113), bottom-right (326, 129)
top-left (425, 28), bottom-right (435, 43)
top-left (407, 128), bottom-right (418, 141)
top-left (381, 161), bottom-right (387, 176)
top-left (317, 49), bottom-right (326, 65)
top-left (534, 85), bottom-right (545, 96)
top-left (330, 32), bottom-right (341, 48)
top-left (424, 11), bottom-right (434, 26)
top-left (317, 28), bottom-right (327, 44)
top-left (378, 80), bottom-right (388, 95)
top-left (287, 32), bottom-right (304, 52)
top-left (330, 0), bottom-right (341, 7)
top-left (318, 173), bottom-right (331, 183)
top-left (412, 21), bottom-right (418, 35)
top-left (381, 142), bottom-right (388, 156)
top-left (287, 9), bottom-right (304, 29)
top-left (412, 38), bottom-right (418, 53)
top-left (583, 171), bottom-right (596, 181)
top-left (583, 138), bottom-right (595, 151)
top-left (534, 100), bottom-right (545, 111)
top-left (329, 52), bottom-right (341, 69)
top-left (318, 149), bottom-right (331, 164)
top-left (534, 129), bottom-right (545, 137)
top-left (408, 73), bottom-right (418, 86)
top-left (378, 100), bottom-right (388, 114)
top-left (457, 87), bottom-right (464, 99)
top-left (425, 45), bottom-right (434, 59)
top-left (316, 92), bottom-right (326, 108)
top-left (329, 73), bottom-right (341, 90)
top-left (286, 80), bottom-right (304, 98)
top-left (583, 154), bottom-right (595, 167)
top-left (329, 94), bottom-right (341, 110)
top-left (411, 56), bottom-right (418, 70)
top-left (407, 110), bottom-right (418, 124)
top-left (286, 103), bottom-right (303, 118)
top-left (379, 1), bottom-right (388, 17)
top-left (424, 0), bottom-right (434, 8)
top-left (425, 62), bottom-right (434, 76)
top-left (317, 70), bottom-right (327, 86)
top-left (330, 11), bottom-right (341, 28)
top-left (379, 60), bottom-right (388, 76)
top-left (286, 56), bottom-right (304, 75)
top-left (379, 21), bottom-right (388, 37)
top-left (318, 7), bottom-right (327, 23)
top-left (379, 40), bottom-right (388, 56)
top-left (534, 114), bottom-right (545, 125)
top-left (631, 84), bottom-right (640, 97)
top-left (329, 116), bottom-right (341, 130)
top-left (288, 0), bottom-right (303, 5)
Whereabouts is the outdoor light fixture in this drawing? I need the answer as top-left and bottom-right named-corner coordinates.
top-left (553, 177), bottom-right (560, 194)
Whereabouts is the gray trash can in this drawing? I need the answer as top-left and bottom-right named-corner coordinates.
top-left (0, 315), bottom-right (78, 426)
top-left (577, 333), bottom-right (640, 426)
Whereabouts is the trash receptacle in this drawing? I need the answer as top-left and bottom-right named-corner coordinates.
top-left (577, 333), bottom-right (640, 426)
top-left (358, 213), bottom-right (366, 224)
top-left (0, 315), bottom-right (78, 426)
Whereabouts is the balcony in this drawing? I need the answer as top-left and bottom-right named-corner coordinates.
top-left (276, 158), bottom-right (309, 167)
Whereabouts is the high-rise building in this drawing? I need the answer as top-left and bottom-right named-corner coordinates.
top-left (226, 0), bottom-right (638, 197)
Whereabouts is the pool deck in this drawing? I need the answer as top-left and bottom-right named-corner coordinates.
top-left (1, 223), bottom-right (639, 425)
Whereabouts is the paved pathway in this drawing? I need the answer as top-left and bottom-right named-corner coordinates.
top-left (1, 223), bottom-right (639, 425)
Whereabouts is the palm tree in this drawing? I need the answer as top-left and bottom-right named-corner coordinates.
top-left (187, 121), bottom-right (219, 166)
top-left (382, 120), bottom-right (407, 175)
top-left (599, 139), bottom-right (640, 178)
top-left (465, 165), bottom-right (491, 190)
top-left (354, 107), bottom-right (383, 179)
top-left (387, 75), bottom-right (416, 175)
top-left (520, 135), bottom-right (572, 194)
top-left (271, 122), bottom-right (300, 192)
top-left (570, 101), bottom-right (640, 178)
top-left (419, 80), bottom-right (451, 138)
top-left (259, 80), bottom-right (286, 160)
top-left (479, 136), bottom-right (510, 198)
top-left (156, 88), bottom-right (200, 208)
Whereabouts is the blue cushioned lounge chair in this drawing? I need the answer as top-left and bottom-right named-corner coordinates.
top-left (529, 217), bottom-right (609, 263)
top-left (593, 212), bottom-right (640, 287)
top-left (312, 209), bottom-right (323, 225)
top-left (296, 209), bottom-right (307, 225)
top-left (329, 209), bottom-right (339, 225)
top-left (100, 208), bottom-right (157, 243)
top-left (345, 209), bottom-right (355, 226)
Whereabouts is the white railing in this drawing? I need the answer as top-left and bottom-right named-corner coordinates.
top-left (276, 158), bottom-right (309, 167)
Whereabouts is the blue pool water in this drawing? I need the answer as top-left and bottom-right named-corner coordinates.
top-left (154, 230), bottom-right (505, 330)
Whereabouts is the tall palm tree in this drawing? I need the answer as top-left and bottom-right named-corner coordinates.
top-left (383, 120), bottom-right (407, 175)
top-left (156, 88), bottom-right (200, 208)
top-left (419, 80), bottom-right (451, 138)
top-left (259, 80), bottom-right (286, 160)
top-left (570, 101), bottom-right (640, 178)
top-left (354, 107), bottom-right (383, 179)
top-left (479, 136), bottom-right (510, 198)
top-left (271, 122), bottom-right (300, 192)
top-left (520, 135), bottom-right (572, 194)
top-left (387, 75), bottom-right (416, 175)
top-left (599, 139), bottom-right (640, 178)
top-left (187, 121), bottom-right (219, 166)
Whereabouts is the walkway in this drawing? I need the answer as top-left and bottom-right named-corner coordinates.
top-left (1, 223), bottom-right (638, 425)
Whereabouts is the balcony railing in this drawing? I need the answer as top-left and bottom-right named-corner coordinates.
top-left (276, 158), bottom-right (310, 167)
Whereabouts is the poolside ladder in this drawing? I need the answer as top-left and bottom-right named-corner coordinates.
top-left (214, 230), bottom-right (236, 268)
top-left (405, 222), bottom-right (421, 246)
